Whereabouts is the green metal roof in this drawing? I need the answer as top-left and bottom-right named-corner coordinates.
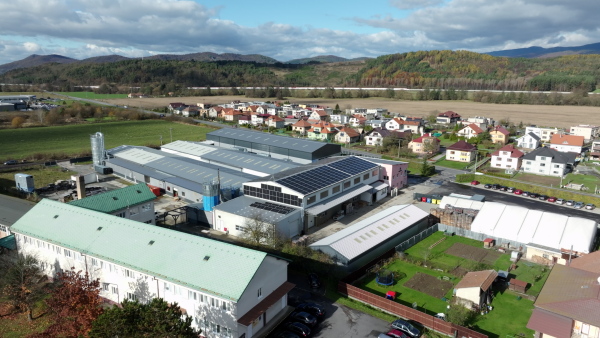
top-left (11, 199), bottom-right (267, 301)
top-left (68, 183), bottom-right (156, 213)
top-left (0, 234), bottom-right (16, 250)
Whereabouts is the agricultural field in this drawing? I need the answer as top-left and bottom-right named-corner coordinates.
top-left (103, 95), bottom-right (600, 128)
top-left (356, 232), bottom-right (545, 338)
top-left (59, 92), bottom-right (128, 99)
top-left (0, 120), bottom-right (217, 162)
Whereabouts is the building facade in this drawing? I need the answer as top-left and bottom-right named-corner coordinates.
top-left (491, 144), bottom-right (524, 170)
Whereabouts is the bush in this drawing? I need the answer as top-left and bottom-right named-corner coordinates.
top-left (447, 304), bottom-right (478, 326)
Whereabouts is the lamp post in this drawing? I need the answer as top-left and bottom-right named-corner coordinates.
top-left (169, 128), bottom-right (173, 143)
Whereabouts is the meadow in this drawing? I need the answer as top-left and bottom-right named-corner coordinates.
top-left (59, 92), bottom-right (128, 99)
top-left (0, 120), bottom-right (216, 161)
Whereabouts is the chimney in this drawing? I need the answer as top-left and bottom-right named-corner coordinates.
top-left (76, 175), bottom-right (85, 200)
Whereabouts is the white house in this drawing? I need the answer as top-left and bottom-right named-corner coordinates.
top-left (12, 199), bottom-right (293, 338)
top-left (549, 134), bottom-right (584, 154)
top-left (569, 125), bottom-right (599, 142)
top-left (385, 118), bottom-right (424, 134)
top-left (465, 116), bottom-right (494, 129)
top-left (521, 147), bottom-right (577, 176)
top-left (491, 144), bottom-right (524, 170)
top-left (516, 132), bottom-right (541, 150)
top-left (457, 124), bottom-right (484, 139)
top-left (330, 114), bottom-right (350, 124)
top-left (525, 126), bottom-right (562, 142)
top-left (365, 119), bottom-right (390, 129)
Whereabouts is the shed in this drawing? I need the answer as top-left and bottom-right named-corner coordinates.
top-left (454, 270), bottom-right (498, 310)
top-left (483, 238), bottom-right (495, 248)
top-left (509, 278), bottom-right (528, 293)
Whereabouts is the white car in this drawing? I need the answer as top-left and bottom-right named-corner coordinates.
top-left (556, 198), bottom-right (565, 205)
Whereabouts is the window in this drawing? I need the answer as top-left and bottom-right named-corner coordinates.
top-left (188, 290), bottom-right (197, 301)
top-left (0, 225), bottom-right (7, 232)
top-left (354, 177), bottom-right (360, 184)
top-left (540, 163), bottom-right (545, 167)
top-left (496, 163), bottom-right (501, 167)
top-left (363, 173), bottom-right (370, 180)
top-left (211, 297), bottom-right (218, 308)
top-left (383, 176), bottom-right (389, 180)
top-left (554, 164), bottom-right (560, 168)
top-left (112, 286), bottom-right (118, 294)
top-left (64, 249), bottom-right (72, 258)
top-left (306, 195), bottom-right (316, 205)
top-left (235, 225), bottom-right (245, 231)
top-left (344, 181), bottom-right (350, 189)
top-left (124, 269), bottom-right (135, 279)
top-left (320, 190), bottom-right (328, 199)
top-left (540, 156), bottom-right (546, 160)
top-left (126, 292), bottom-right (137, 301)
top-left (167, 186), bottom-right (171, 191)
top-left (90, 258), bottom-right (99, 267)
top-left (129, 208), bottom-right (138, 216)
top-left (332, 185), bottom-right (340, 194)
top-left (116, 212), bottom-right (126, 218)
top-left (257, 288), bottom-right (262, 298)
top-left (372, 170), bottom-right (378, 176)
top-left (222, 300), bottom-right (230, 311)
top-left (142, 204), bottom-right (151, 212)
top-left (507, 159), bottom-right (512, 162)
top-left (102, 283), bottom-right (109, 291)
top-left (164, 282), bottom-right (171, 292)
top-left (526, 161), bottom-right (531, 165)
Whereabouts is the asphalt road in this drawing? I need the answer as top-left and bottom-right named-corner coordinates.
top-left (0, 194), bottom-right (35, 226)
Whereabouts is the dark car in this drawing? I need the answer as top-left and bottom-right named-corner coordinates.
top-left (290, 311), bottom-right (317, 327)
top-left (3, 160), bottom-right (17, 165)
top-left (498, 186), bottom-right (508, 192)
top-left (391, 319), bottom-right (421, 338)
top-left (296, 303), bottom-right (326, 319)
top-left (285, 322), bottom-right (311, 337)
top-left (484, 184), bottom-right (492, 189)
top-left (491, 184), bottom-right (500, 190)
top-left (275, 331), bottom-right (301, 338)
top-left (529, 192), bottom-right (538, 198)
top-left (387, 330), bottom-right (409, 338)
top-left (538, 195), bottom-right (547, 201)
top-left (308, 273), bottom-right (321, 289)
top-left (522, 191), bottom-right (530, 197)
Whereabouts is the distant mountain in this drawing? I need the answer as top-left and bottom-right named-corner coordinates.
top-left (0, 54), bottom-right (76, 74)
top-left (486, 42), bottom-right (600, 58)
top-left (80, 55), bottom-right (130, 63)
top-left (286, 55), bottom-right (349, 64)
top-left (145, 52), bottom-right (278, 63)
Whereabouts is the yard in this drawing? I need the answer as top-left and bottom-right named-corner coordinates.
top-left (435, 158), bottom-right (471, 170)
top-left (0, 166), bottom-right (74, 197)
top-left (564, 172), bottom-right (600, 193)
top-left (356, 232), bottom-right (548, 337)
top-left (512, 172), bottom-right (560, 187)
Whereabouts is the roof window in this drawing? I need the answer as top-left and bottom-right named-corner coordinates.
top-left (97, 227), bottom-right (103, 231)
top-left (112, 197), bottom-right (118, 200)
top-left (203, 256), bottom-right (210, 261)
top-left (148, 240), bottom-right (155, 245)
top-left (53, 215), bottom-right (59, 219)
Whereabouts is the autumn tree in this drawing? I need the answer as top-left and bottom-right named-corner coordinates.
top-left (11, 116), bottom-right (25, 128)
top-left (240, 212), bottom-right (279, 247)
top-left (42, 268), bottom-right (103, 337)
top-left (89, 298), bottom-right (199, 338)
top-left (0, 254), bottom-right (47, 321)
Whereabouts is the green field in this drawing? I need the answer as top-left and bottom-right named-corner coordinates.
top-left (0, 120), bottom-right (217, 161)
top-left (59, 92), bottom-right (128, 99)
top-left (435, 158), bottom-right (471, 170)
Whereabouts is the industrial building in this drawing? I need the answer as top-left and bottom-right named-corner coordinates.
top-left (11, 199), bottom-right (293, 338)
top-left (206, 128), bottom-right (342, 164)
top-left (160, 140), bottom-right (300, 176)
top-left (309, 205), bottom-right (429, 270)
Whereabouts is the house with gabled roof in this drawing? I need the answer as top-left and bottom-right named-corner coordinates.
top-left (334, 126), bottom-right (360, 144)
top-left (223, 108), bottom-right (243, 122)
top-left (526, 251), bottom-right (600, 338)
top-left (308, 109), bottom-right (329, 122)
top-left (437, 111), bottom-right (461, 124)
top-left (385, 118), bottom-right (424, 134)
top-left (454, 270), bottom-right (498, 310)
top-left (307, 121), bottom-right (338, 142)
top-left (550, 134), bottom-right (584, 154)
top-left (516, 132), bottom-right (541, 150)
top-left (491, 144), bottom-right (524, 170)
top-left (445, 140), bottom-right (477, 162)
top-left (408, 133), bottom-right (440, 155)
top-left (457, 123), bottom-right (484, 139)
top-left (168, 102), bottom-right (187, 113)
top-left (182, 106), bottom-right (199, 117)
top-left (490, 125), bottom-right (510, 145)
top-left (266, 115), bottom-right (285, 129)
top-left (570, 124), bottom-right (599, 142)
top-left (68, 183), bottom-right (157, 225)
top-left (291, 119), bottom-right (312, 135)
top-left (521, 147), bottom-right (577, 177)
top-left (208, 106), bottom-right (223, 118)
top-left (349, 114), bottom-right (367, 127)
top-left (11, 199), bottom-right (293, 338)
top-left (365, 128), bottom-right (412, 147)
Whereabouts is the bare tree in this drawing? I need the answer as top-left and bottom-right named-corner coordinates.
top-left (240, 213), bottom-right (279, 247)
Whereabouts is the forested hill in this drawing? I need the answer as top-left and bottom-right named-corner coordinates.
top-left (1, 50), bottom-right (599, 92)
top-left (353, 50), bottom-right (600, 91)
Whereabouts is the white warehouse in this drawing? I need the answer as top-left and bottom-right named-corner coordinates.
top-left (11, 199), bottom-right (294, 338)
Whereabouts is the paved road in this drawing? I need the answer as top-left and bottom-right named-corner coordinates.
top-left (0, 194), bottom-right (35, 226)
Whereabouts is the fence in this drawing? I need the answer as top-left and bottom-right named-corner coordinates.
top-left (436, 224), bottom-right (528, 251)
top-left (395, 225), bottom-right (439, 253)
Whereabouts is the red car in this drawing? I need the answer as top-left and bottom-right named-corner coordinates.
top-left (471, 180), bottom-right (480, 185)
top-left (547, 196), bottom-right (557, 202)
top-left (514, 189), bottom-right (523, 195)
top-left (387, 330), bottom-right (409, 338)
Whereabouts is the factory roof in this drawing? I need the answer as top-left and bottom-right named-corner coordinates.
top-left (69, 183), bottom-right (156, 213)
top-left (214, 195), bottom-right (301, 225)
top-left (207, 128), bottom-right (335, 153)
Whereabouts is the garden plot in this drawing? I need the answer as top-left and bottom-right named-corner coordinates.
top-left (445, 243), bottom-right (501, 264)
top-left (403, 273), bottom-right (454, 299)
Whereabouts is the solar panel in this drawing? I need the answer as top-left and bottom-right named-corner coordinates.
top-left (276, 166), bottom-right (351, 195)
top-left (327, 156), bottom-right (378, 175)
top-left (250, 202), bottom-right (295, 215)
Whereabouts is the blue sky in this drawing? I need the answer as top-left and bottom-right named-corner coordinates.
top-left (0, 0), bottom-right (598, 65)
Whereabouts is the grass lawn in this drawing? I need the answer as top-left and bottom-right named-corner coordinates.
top-left (0, 120), bottom-right (217, 161)
top-left (0, 300), bottom-right (54, 337)
top-left (0, 166), bottom-right (74, 195)
top-left (59, 92), bottom-right (128, 99)
top-left (513, 172), bottom-right (560, 187)
top-left (564, 172), bottom-right (600, 192)
top-left (471, 290), bottom-right (534, 338)
top-left (435, 158), bottom-right (470, 170)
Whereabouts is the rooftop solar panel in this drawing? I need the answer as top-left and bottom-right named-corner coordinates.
top-left (327, 156), bottom-right (378, 175)
top-left (276, 166), bottom-right (351, 195)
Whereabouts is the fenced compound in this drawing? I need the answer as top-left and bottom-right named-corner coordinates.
top-left (395, 225), bottom-right (439, 253)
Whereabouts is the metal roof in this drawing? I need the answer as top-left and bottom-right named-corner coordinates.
top-left (68, 183), bottom-right (156, 213)
top-left (11, 199), bottom-right (267, 301)
top-left (214, 195), bottom-right (301, 224)
top-left (365, 158), bottom-right (407, 166)
top-left (527, 308), bottom-right (573, 338)
top-left (439, 196), bottom-right (484, 210)
top-left (305, 184), bottom-right (372, 216)
top-left (207, 128), bottom-right (333, 152)
top-left (310, 205), bottom-right (428, 261)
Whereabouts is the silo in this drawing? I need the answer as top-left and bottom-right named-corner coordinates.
top-left (90, 132), bottom-right (105, 166)
top-left (202, 179), bottom-right (220, 211)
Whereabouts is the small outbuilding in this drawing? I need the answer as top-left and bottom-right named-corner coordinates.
top-left (508, 278), bottom-right (528, 293)
top-left (454, 270), bottom-right (498, 310)
top-left (483, 238), bottom-right (495, 248)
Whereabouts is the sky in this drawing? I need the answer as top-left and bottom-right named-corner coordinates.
top-left (0, 0), bottom-right (599, 65)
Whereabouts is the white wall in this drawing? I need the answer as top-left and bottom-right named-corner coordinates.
top-left (522, 156), bottom-right (566, 176)
top-left (111, 201), bottom-right (155, 225)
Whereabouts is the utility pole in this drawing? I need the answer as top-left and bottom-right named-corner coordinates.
top-left (169, 128), bottom-right (173, 143)
top-left (160, 135), bottom-right (163, 146)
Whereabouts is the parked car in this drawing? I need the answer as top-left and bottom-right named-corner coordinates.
top-left (566, 200), bottom-right (575, 206)
top-left (586, 203), bottom-right (596, 210)
top-left (3, 160), bottom-right (17, 165)
top-left (514, 189), bottom-right (523, 195)
top-left (386, 330), bottom-right (409, 338)
top-left (332, 211), bottom-right (345, 221)
top-left (538, 195), bottom-right (547, 201)
top-left (491, 184), bottom-right (500, 190)
top-left (308, 273), bottom-right (321, 289)
top-left (296, 303), bottom-right (326, 319)
top-left (484, 184), bottom-right (492, 189)
top-left (547, 196), bottom-right (557, 202)
top-left (506, 187), bottom-right (515, 193)
top-left (498, 186), bottom-right (508, 192)
top-left (529, 193), bottom-right (538, 198)
top-left (522, 191), bottom-right (530, 197)
top-left (574, 202), bottom-right (585, 209)
top-left (290, 311), bottom-right (317, 327)
top-left (378, 334), bottom-right (393, 338)
top-left (285, 322), bottom-right (311, 337)
top-left (471, 180), bottom-right (480, 185)
top-left (391, 319), bottom-right (421, 338)
top-left (275, 331), bottom-right (301, 338)
top-left (556, 198), bottom-right (565, 205)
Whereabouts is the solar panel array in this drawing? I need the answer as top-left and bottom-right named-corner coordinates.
top-left (250, 202), bottom-right (296, 214)
top-left (277, 166), bottom-right (351, 195)
top-left (327, 156), bottom-right (378, 175)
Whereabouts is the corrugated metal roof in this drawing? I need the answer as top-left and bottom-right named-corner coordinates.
top-left (310, 205), bottom-right (428, 261)
top-left (365, 158), bottom-right (408, 166)
top-left (207, 128), bottom-right (333, 152)
top-left (439, 196), bottom-right (484, 210)
top-left (526, 308), bottom-right (573, 338)
top-left (68, 183), bottom-right (156, 213)
top-left (11, 199), bottom-right (267, 301)
top-left (214, 196), bottom-right (300, 224)
top-left (202, 150), bottom-right (299, 175)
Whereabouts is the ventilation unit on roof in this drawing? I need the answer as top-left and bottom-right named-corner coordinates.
top-left (97, 227), bottom-right (103, 231)
top-left (112, 197), bottom-right (118, 200)
top-left (148, 240), bottom-right (155, 245)
top-left (203, 256), bottom-right (210, 261)
top-left (53, 215), bottom-right (59, 219)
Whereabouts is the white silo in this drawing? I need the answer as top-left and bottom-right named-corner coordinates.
top-left (90, 132), bottom-right (106, 166)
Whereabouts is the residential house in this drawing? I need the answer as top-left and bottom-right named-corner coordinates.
top-left (446, 140), bottom-right (477, 162)
top-left (437, 111), bottom-right (461, 124)
top-left (267, 107), bottom-right (282, 116)
top-left (550, 134), bottom-right (584, 154)
top-left (238, 115), bottom-right (251, 125)
top-left (465, 116), bottom-right (494, 129)
top-left (365, 119), bottom-right (391, 129)
top-left (168, 103), bottom-right (187, 113)
top-left (308, 109), bottom-right (329, 122)
top-left (334, 127), bottom-right (361, 144)
top-left (12, 199), bottom-right (293, 338)
top-left (266, 115), bottom-right (285, 129)
top-left (385, 118), bottom-right (424, 134)
top-left (68, 183), bottom-right (157, 225)
top-left (291, 119), bottom-right (312, 135)
top-left (454, 270), bottom-right (498, 310)
top-left (457, 124), bottom-right (484, 140)
top-left (591, 139), bottom-right (600, 160)
top-left (307, 121), bottom-right (338, 142)
top-left (366, 108), bottom-right (388, 117)
top-left (569, 124), bottom-right (599, 142)
top-left (491, 144), bottom-right (524, 170)
top-left (408, 133), bottom-right (440, 155)
top-left (181, 106), bottom-right (199, 117)
top-left (521, 147), bottom-right (577, 177)
top-left (516, 132), bottom-right (541, 150)
top-left (251, 114), bottom-right (271, 126)
top-left (208, 106), bottom-right (223, 119)
top-left (128, 93), bottom-right (147, 98)
top-left (490, 125), bottom-right (510, 145)
top-left (526, 251), bottom-right (600, 338)
top-left (525, 126), bottom-right (562, 142)
top-left (349, 114), bottom-right (367, 127)
top-left (365, 128), bottom-right (411, 147)
top-left (223, 109), bottom-right (243, 122)
top-left (330, 114), bottom-right (350, 124)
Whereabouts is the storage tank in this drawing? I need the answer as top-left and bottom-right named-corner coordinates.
top-left (15, 173), bottom-right (35, 193)
top-left (202, 180), bottom-right (220, 212)
top-left (90, 132), bottom-right (105, 166)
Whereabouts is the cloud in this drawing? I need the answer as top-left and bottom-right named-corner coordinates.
top-left (389, 0), bottom-right (443, 10)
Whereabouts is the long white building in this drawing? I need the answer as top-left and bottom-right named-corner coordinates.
top-left (11, 199), bottom-right (293, 338)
